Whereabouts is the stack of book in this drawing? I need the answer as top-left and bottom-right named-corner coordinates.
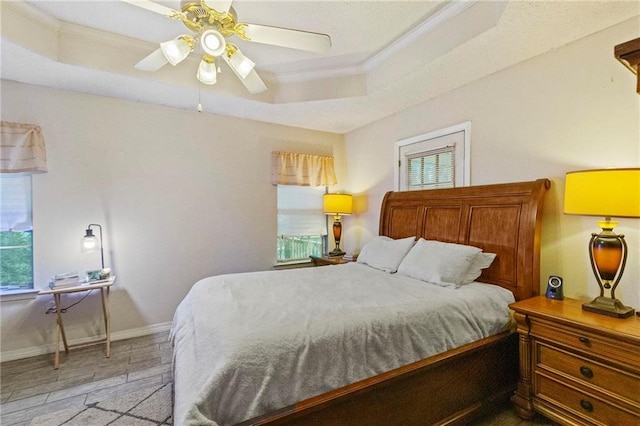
top-left (342, 253), bottom-right (357, 262)
top-left (49, 272), bottom-right (80, 289)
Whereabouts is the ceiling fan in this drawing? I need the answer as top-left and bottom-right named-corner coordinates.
top-left (122, 0), bottom-right (331, 94)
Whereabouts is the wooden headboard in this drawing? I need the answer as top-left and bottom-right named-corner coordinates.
top-left (379, 179), bottom-right (550, 301)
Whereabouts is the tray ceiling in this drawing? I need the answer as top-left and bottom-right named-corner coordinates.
top-left (1, 1), bottom-right (638, 133)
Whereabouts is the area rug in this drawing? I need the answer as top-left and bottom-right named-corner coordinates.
top-left (29, 383), bottom-right (173, 425)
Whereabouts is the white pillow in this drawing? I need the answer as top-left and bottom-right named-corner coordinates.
top-left (357, 236), bottom-right (416, 273)
top-left (397, 239), bottom-right (482, 288)
top-left (461, 252), bottom-right (497, 284)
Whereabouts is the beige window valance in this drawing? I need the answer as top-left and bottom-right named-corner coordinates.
top-left (0, 121), bottom-right (47, 174)
top-left (271, 151), bottom-right (337, 187)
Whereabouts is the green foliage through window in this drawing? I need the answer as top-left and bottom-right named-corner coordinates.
top-left (0, 230), bottom-right (33, 290)
top-left (277, 235), bottom-right (323, 262)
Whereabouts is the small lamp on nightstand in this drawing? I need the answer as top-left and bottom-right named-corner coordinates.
top-left (564, 168), bottom-right (640, 318)
top-left (81, 223), bottom-right (106, 273)
top-left (323, 193), bottom-right (352, 257)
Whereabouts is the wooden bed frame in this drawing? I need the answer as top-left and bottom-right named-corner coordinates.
top-left (244, 179), bottom-right (551, 426)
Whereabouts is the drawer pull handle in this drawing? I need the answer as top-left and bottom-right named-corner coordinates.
top-left (580, 399), bottom-right (594, 412)
top-left (580, 366), bottom-right (594, 379)
top-left (578, 336), bottom-right (590, 345)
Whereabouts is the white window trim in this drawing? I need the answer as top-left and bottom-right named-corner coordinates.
top-left (0, 288), bottom-right (39, 302)
top-left (394, 121), bottom-right (471, 191)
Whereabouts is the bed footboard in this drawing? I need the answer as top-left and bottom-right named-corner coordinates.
top-left (244, 331), bottom-right (518, 426)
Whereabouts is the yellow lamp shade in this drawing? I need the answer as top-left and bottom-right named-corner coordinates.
top-left (564, 168), bottom-right (640, 218)
top-left (323, 193), bottom-right (353, 216)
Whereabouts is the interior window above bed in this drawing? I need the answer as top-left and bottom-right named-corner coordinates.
top-left (406, 146), bottom-right (455, 190)
top-left (276, 185), bottom-right (326, 263)
top-left (395, 121), bottom-right (470, 191)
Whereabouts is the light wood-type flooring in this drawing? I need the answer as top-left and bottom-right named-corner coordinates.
top-left (1, 331), bottom-right (554, 425)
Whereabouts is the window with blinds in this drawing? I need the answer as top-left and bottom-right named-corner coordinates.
top-left (395, 122), bottom-right (470, 191)
top-left (1, 121), bottom-right (45, 293)
top-left (0, 175), bottom-right (34, 291)
top-left (406, 145), bottom-right (455, 190)
top-left (276, 185), bottom-right (325, 263)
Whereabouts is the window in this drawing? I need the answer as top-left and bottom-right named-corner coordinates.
top-left (0, 175), bottom-right (34, 291)
top-left (406, 146), bottom-right (455, 190)
top-left (395, 122), bottom-right (470, 191)
top-left (271, 151), bottom-right (337, 263)
top-left (276, 185), bottom-right (325, 263)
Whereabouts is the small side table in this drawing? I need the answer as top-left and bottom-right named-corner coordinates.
top-left (309, 255), bottom-right (357, 266)
top-left (39, 276), bottom-right (115, 369)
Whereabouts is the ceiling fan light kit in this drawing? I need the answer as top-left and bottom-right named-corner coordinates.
top-left (160, 35), bottom-right (195, 66)
top-left (226, 44), bottom-right (254, 79)
top-left (125, 0), bottom-right (331, 94)
top-left (200, 30), bottom-right (226, 56)
top-left (197, 55), bottom-right (218, 85)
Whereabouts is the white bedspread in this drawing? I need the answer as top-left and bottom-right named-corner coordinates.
top-left (170, 263), bottom-right (515, 426)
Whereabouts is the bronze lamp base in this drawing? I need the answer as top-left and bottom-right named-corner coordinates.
top-left (328, 248), bottom-right (345, 257)
top-left (582, 296), bottom-right (635, 318)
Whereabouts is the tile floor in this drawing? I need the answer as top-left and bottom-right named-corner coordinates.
top-left (1, 331), bottom-right (172, 425)
top-left (471, 402), bottom-right (555, 426)
top-left (1, 331), bottom-right (555, 425)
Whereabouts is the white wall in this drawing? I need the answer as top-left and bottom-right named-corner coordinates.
top-left (0, 82), bottom-right (344, 359)
top-left (343, 18), bottom-right (640, 308)
top-left (2, 16), bottom-right (639, 362)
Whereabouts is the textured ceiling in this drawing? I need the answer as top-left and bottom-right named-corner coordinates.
top-left (1, 1), bottom-right (638, 134)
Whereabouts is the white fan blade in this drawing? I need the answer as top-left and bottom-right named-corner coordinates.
top-left (238, 69), bottom-right (268, 94)
top-left (202, 0), bottom-right (233, 14)
top-left (135, 48), bottom-right (168, 72)
top-left (120, 0), bottom-right (185, 19)
top-left (221, 54), bottom-right (267, 94)
top-left (239, 23), bottom-right (331, 54)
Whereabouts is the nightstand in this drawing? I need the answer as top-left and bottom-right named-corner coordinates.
top-left (510, 296), bottom-right (640, 425)
top-left (39, 277), bottom-right (115, 369)
top-left (309, 254), bottom-right (357, 266)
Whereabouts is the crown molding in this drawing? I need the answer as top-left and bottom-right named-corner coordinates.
top-left (363, 0), bottom-right (477, 72)
top-left (272, 0), bottom-right (477, 84)
top-left (58, 20), bottom-right (155, 51)
top-left (273, 63), bottom-right (365, 83)
top-left (2, 1), bottom-right (61, 31)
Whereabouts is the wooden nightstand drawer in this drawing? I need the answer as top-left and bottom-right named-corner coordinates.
top-left (536, 373), bottom-right (640, 426)
top-left (536, 343), bottom-right (640, 404)
top-left (511, 297), bottom-right (640, 424)
top-left (530, 318), bottom-right (640, 370)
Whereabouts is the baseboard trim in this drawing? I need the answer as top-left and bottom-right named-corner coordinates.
top-left (0, 322), bottom-right (172, 363)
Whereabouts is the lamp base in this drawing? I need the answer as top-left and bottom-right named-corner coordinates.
top-left (582, 296), bottom-right (635, 318)
top-left (328, 248), bottom-right (345, 257)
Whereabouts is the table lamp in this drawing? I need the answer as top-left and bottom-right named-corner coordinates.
top-left (323, 193), bottom-right (352, 257)
top-left (564, 168), bottom-right (640, 318)
top-left (81, 223), bottom-right (104, 270)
